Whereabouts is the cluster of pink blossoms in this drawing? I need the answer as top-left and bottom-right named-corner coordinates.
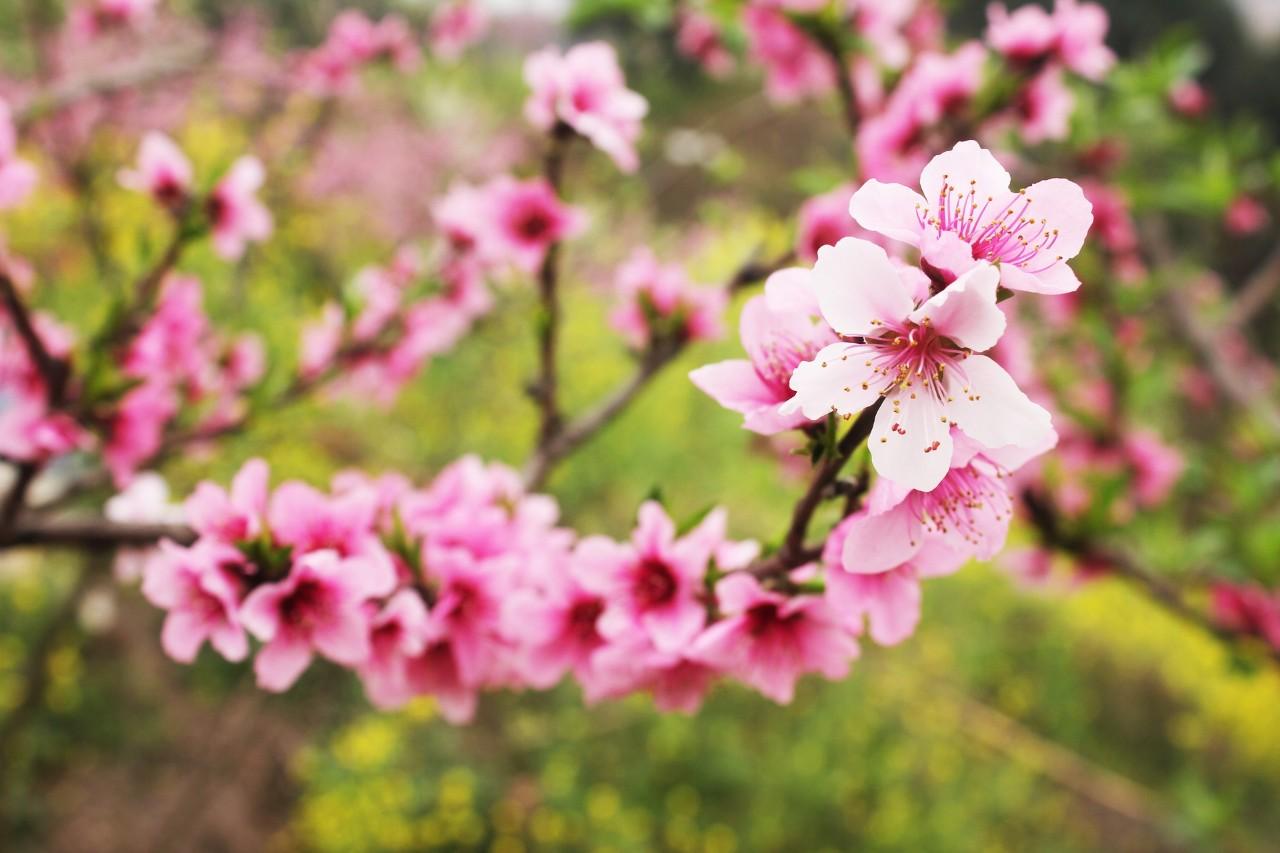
top-left (119, 132), bottom-right (272, 261)
top-left (294, 9), bottom-right (421, 95)
top-left (68, 0), bottom-right (158, 40)
top-left (695, 141), bottom-right (1092, 609)
top-left (610, 249), bottom-right (726, 351)
top-left (140, 456), bottom-right (891, 717)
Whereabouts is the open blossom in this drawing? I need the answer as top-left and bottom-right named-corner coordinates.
top-left (104, 382), bottom-right (178, 486)
top-left (691, 573), bottom-right (857, 705)
top-left (142, 541), bottom-right (249, 664)
top-left (0, 98), bottom-right (37, 210)
top-left (610, 249), bottom-right (725, 349)
top-left (1224, 195), bottom-right (1270, 236)
top-left (240, 550), bottom-right (396, 691)
top-left (208, 156), bottom-right (273, 261)
top-left (985, 0), bottom-right (1114, 81)
top-left (1013, 67), bottom-right (1074, 145)
top-left (836, 433), bottom-right (1053, 578)
top-left (589, 502), bottom-right (721, 653)
top-left (783, 238), bottom-right (1053, 490)
top-left (524, 42), bottom-right (648, 173)
top-left (505, 555), bottom-right (609, 691)
top-left (429, 1), bottom-right (489, 62)
top-left (488, 177), bottom-right (585, 273)
top-left (359, 589), bottom-right (431, 709)
top-left (742, 3), bottom-right (834, 104)
top-left (186, 457), bottom-right (269, 542)
top-left (689, 268), bottom-right (835, 434)
top-left (851, 140), bottom-right (1094, 295)
top-left (589, 633), bottom-right (717, 714)
top-left (118, 132), bottom-right (193, 209)
top-left (822, 502), bottom-right (933, 647)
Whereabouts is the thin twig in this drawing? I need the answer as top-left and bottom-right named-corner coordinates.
top-left (0, 517), bottom-right (195, 550)
top-left (1021, 489), bottom-right (1280, 667)
top-left (1224, 242), bottom-right (1280, 328)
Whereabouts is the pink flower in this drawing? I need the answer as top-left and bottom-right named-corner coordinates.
top-left (267, 480), bottom-right (383, 558)
top-left (122, 276), bottom-right (210, 385)
top-left (742, 3), bottom-right (834, 104)
top-left (208, 156), bottom-right (273, 261)
top-left (505, 554), bottom-right (609, 690)
top-left (834, 434), bottom-right (1054, 576)
top-left (104, 382), bottom-right (178, 486)
top-left (676, 11), bottom-right (735, 77)
top-left (488, 176), bottom-right (585, 273)
top-left (142, 540), bottom-right (249, 664)
top-left (850, 140), bottom-right (1094, 295)
top-left (1123, 429), bottom-right (1183, 507)
top-left (690, 573), bottom-right (857, 704)
top-left (0, 393), bottom-right (87, 462)
top-left (591, 501), bottom-right (721, 653)
top-left (822, 513), bottom-right (922, 645)
top-left (240, 550), bottom-right (395, 691)
top-left (689, 267), bottom-right (835, 434)
top-left (422, 548), bottom-right (509, 688)
top-left (609, 248), bottom-right (726, 349)
top-left (986, 0), bottom-right (1114, 81)
top-left (795, 185), bottom-right (862, 263)
top-left (1168, 80), bottom-right (1210, 118)
top-left (429, 1), bottom-right (489, 63)
top-left (524, 42), bottom-right (649, 173)
top-left (1212, 583), bottom-right (1280, 650)
top-left (0, 98), bottom-right (37, 210)
top-left (118, 132), bottom-right (193, 209)
top-left (782, 239), bottom-right (1053, 490)
top-left (1013, 67), bottom-right (1074, 145)
top-left (588, 634), bottom-right (717, 713)
top-left (401, 630), bottom-right (480, 723)
top-left (185, 457), bottom-right (269, 542)
top-left (359, 589), bottom-right (431, 709)
top-left (299, 302), bottom-right (345, 380)
top-left (1224, 195), bottom-right (1270, 236)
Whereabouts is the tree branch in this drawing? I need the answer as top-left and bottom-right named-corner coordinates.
top-left (0, 517), bottom-right (195, 550)
top-left (1021, 489), bottom-right (1280, 667)
top-left (1224, 242), bottom-right (1280, 328)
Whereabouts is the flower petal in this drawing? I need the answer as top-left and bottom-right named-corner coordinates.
top-left (910, 262), bottom-right (1005, 352)
top-left (848, 179), bottom-right (928, 245)
top-left (948, 354), bottom-right (1053, 452)
top-left (839, 504), bottom-right (924, 575)
top-left (920, 140), bottom-right (1012, 211)
top-left (811, 238), bottom-right (914, 337)
top-left (781, 342), bottom-right (880, 419)
top-left (868, 389), bottom-right (953, 492)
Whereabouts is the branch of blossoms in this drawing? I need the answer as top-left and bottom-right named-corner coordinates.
top-left (1020, 489), bottom-right (1280, 667)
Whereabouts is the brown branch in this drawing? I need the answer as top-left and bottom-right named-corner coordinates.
top-left (808, 24), bottom-right (859, 140)
top-left (1224, 242), bottom-right (1280, 328)
top-left (529, 122), bottom-right (576, 453)
top-left (1021, 489), bottom-right (1280, 667)
top-left (749, 402), bottom-right (882, 579)
top-left (0, 517), bottom-right (195, 550)
top-left (1, 272), bottom-right (72, 531)
top-left (522, 250), bottom-right (795, 490)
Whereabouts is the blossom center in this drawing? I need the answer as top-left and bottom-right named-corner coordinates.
top-left (633, 559), bottom-right (678, 608)
top-left (917, 177), bottom-right (1064, 274)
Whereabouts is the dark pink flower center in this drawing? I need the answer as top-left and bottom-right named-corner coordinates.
top-left (633, 559), bottom-right (678, 608)
top-left (567, 597), bottom-right (604, 644)
top-left (280, 578), bottom-right (332, 628)
top-left (744, 602), bottom-right (802, 636)
top-left (919, 178), bottom-right (1064, 274)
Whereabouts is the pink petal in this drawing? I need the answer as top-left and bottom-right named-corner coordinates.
top-left (1000, 261), bottom-right (1082, 295)
top-left (781, 342), bottom-right (880, 420)
top-left (1020, 177), bottom-right (1093, 260)
top-left (689, 360), bottom-right (779, 414)
top-left (811, 238), bottom-right (914, 336)
top-left (161, 611), bottom-right (208, 663)
top-left (848, 179), bottom-right (928, 245)
top-left (838, 505), bottom-right (923, 575)
top-left (642, 600), bottom-right (706, 653)
top-left (919, 140), bottom-right (1012, 210)
top-left (312, 607), bottom-right (372, 665)
top-left (949, 354), bottom-right (1053, 453)
top-left (868, 390), bottom-right (953, 492)
top-left (909, 262), bottom-right (1005, 352)
top-left (254, 633), bottom-right (314, 691)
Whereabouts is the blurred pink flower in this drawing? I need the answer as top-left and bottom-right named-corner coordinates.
top-left (690, 572), bottom-right (857, 704)
top-left (524, 42), bottom-right (648, 173)
top-left (0, 98), bottom-right (37, 209)
top-left (488, 176), bottom-right (585, 273)
top-left (208, 156), bottom-right (272, 260)
top-left (1224, 195), bottom-right (1270, 236)
top-left (742, 3), bottom-right (834, 104)
top-left (676, 10), bottom-right (735, 77)
top-left (118, 131), bottom-right (192, 209)
top-left (429, 1), bottom-right (489, 63)
top-left (689, 267), bottom-right (835, 434)
top-left (610, 248), bottom-right (726, 349)
top-left (985, 0), bottom-right (1114, 80)
top-left (142, 540), bottom-right (249, 663)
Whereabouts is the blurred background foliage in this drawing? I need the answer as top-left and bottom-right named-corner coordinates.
top-left (2, 0), bottom-right (1280, 850)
